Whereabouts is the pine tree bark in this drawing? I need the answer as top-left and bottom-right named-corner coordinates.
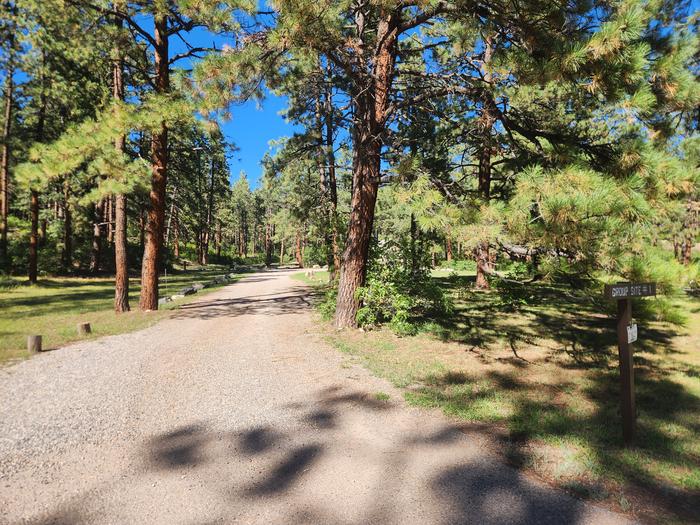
top-left (680, 200), bottom-right (697, 265)
top-left (334, 10), bottom-right (398, 328)
top-left (0, 56), bottom-right (13, 270)
top-left (410, 212), bottom-right (418, 274)
top-left (334, 134), bottom-right (382, 327)
top-left (265, 221), bottom-right (272, 267)
top-left (28, 50), bottom-right (47, 283)
top-left (114, 193), bottom-right (130, 312)
top-left (139, 13), bottom-right (169, 310)
top-left (28, 190), bottom-right (39, 283)
top-left (39, 218), bottom-right (46, 245)
top-left (106, 195), bottom-right (114, 246)
top-left (326, 75), bottom-right (340, 280)
top-left (215, 220), bottom-right (222, 258)
top-left (239, 211), bottom-right (248, 258)
top-left (475, 35), bottom-right (496, 290)
top-left (202, 161), bottom-right (215, 265)
top-left (165, 183), bottom-right (178, 251)
top-left (295, 230), bottom-right (303, 268)
top-left (90, 199), bottom-right (104, 273)
top-left (673, 236), bottom-right (680, 261)
top-left (62, 180), bottom-right (72, 271)
top-left (112, 2), bottom-right (130, 313)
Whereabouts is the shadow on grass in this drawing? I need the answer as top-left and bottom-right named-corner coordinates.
top-left (427, 275), bottom-right (683, 367)
top-left (411, 364), bottom-right (700, 522)
top-left (0, 269), bottom-right (234, 316)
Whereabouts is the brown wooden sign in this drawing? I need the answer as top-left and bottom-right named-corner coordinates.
top-left (604, 282), bottom-right (656, 299)
top-left (604, 281), bottom-right (656, 446)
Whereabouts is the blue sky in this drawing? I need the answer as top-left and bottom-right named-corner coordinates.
top-left (171, 20), bottom-right (300, 190)
top-left (221, 92), bottom-right (299, 188)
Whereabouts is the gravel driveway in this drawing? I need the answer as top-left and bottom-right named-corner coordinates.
top-left (0, 269), bottom-right (632, 524)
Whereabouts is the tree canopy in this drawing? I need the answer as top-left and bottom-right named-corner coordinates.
top-left (0, 0), bottom-right (697, 326)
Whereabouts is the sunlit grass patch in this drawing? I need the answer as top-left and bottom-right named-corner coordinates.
top-left (0, 266), bottom-right (238, 364)
top-left (291, 270), bottom-right (330, 286)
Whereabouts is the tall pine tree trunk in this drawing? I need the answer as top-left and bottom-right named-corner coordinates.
top-left (106, 196), bottom-right (114, 246)
top-left (90, 199), bottom-right (103, 273)
top-left (320, 64), bottom-right (340, 280)
top-left (475, 36), bottom-right (495, 290)
top-left (62, 181), bottom-right (73, 271)
top-left (265, 221), bottom-right (272, 267)
top-left (410, 213), bottom-right (418, 274)
top-left (28, 190), bottom-right (39, 283)
top-left (0, 56), bottom-right (13, 270)
top-left (139, 13), bottom-right (169, 310)
top-left (202, 162), bottom-right (215, 265)
top-left (113, 5), bottom-right (130, 312)
top-left (334, 131), bottom-right (381, 327)
top-left (114, 193), bottom-right (130, 312)
top-left (295, 230), bottom-right (303, 268)
top-left (28, 51), bottom-right (47, 283)
top-left (681, 200), bottom-right (697, 265)
top-left (215, 220), bottom-right (222, 258)
top-left (334, 11), bottom-right (398, 328)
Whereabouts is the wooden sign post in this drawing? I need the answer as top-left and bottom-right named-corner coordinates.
top-left (604, 282), bottom-right (656, 446)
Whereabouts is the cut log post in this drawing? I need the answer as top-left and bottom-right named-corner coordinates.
top-left (28, 335), bottom-right (42, 353)
top-left (77, 322), bottom-right (91, 336)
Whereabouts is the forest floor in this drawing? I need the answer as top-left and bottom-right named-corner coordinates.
top-left (0, 268), bottom-right (631, 524)
top-left (314, 271), bottom-right (700, 524)
top-left (0, 263), bottom-right (239, 364)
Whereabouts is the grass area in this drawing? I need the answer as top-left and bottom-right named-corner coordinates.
top-left (320, 271), bottom-right (700, 523)
top-left (0, 264), bottom-right (239, 364)
top-left (291, 269), bottom-right (330, 285)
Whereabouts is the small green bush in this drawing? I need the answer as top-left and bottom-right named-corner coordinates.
top-left (319, 287), bottom-right (337, 321)
top-left (355, 241), bottom-right (452, 335)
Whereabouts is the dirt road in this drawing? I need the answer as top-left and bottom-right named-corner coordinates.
top-left (0, 269), bottom-right (631, 524)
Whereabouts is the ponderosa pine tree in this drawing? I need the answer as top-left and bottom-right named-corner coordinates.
top-left (204, 0), bottom-right (692, 326)
top-left (63, 0), bottom-right (243, 309)
top-left (0, 3), bottom-right (15, 271)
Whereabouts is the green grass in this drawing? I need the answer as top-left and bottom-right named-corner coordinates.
top-left (291, 269), bottom-right (330, 285)
top-left (325, 273), bottom-right (700, 522)
top-left (0, 264), bottom-right (239, 364)
top-left (374, 391), bottom-right (391, 401)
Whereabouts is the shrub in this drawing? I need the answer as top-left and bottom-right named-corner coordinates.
top-left (355, 240), bottom-right (452, 335)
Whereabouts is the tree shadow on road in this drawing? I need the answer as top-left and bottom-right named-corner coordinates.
top-left (172, 286), bottom-right (322, 320)
top-left (132, 385), bottom-right (611, 525)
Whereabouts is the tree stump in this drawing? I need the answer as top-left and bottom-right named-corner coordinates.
top-left (27, 335), bottom-right (42, 353)
top-left (77, 322), bottom-right (91, 335)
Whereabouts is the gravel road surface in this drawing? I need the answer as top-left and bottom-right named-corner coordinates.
top-left (0, 269), bottom-right (632, 524)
